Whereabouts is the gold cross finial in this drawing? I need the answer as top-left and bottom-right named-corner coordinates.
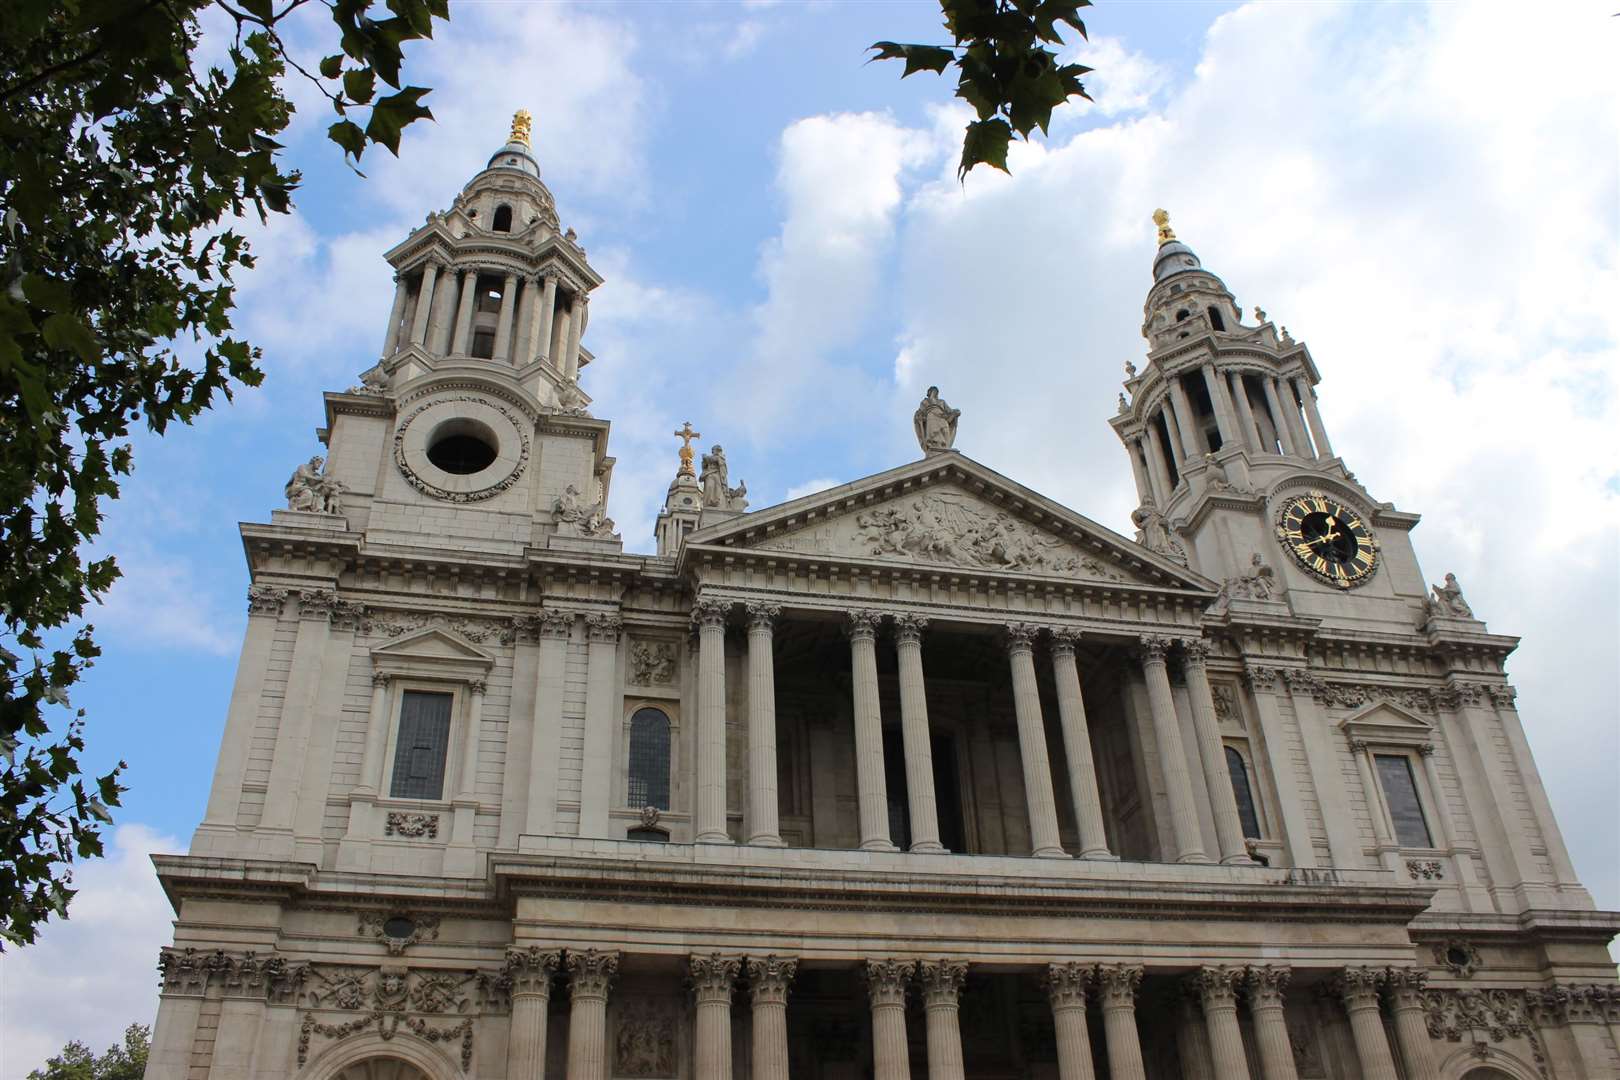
top-left (1152, 208), bottom-right (1176, 245)
top-left (673, 421), bottom-right (701, 477)
top-left (510, 108), bottom-right (532, 148)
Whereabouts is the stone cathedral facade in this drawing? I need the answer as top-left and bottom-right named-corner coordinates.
top-left (144, 116), bottom-right (1618, 1080)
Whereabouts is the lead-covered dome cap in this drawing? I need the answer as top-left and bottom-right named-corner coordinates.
top-left (1150, 209), bottom-right (1201, 281)
top-left (486, 109), bottom-right (540, 178)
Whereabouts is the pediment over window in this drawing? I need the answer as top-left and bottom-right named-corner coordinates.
top-left (683, 454), bottom-right (1212, 592)
top-left (371, 625), bottom-right (494, 680)
top-left (1337, 700), bottom-right (1434, 747)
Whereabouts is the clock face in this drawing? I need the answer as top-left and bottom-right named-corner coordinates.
top-left (1274, 491), bottom-right (1379, 588)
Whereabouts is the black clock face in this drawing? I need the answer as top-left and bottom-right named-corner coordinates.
top-left (1274, 492), bottom-right (1379, 588)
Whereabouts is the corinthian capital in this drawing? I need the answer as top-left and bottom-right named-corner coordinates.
top-left (1245, 965), bottom-right (1291, 1008)
top-left (1137, 634), bottom-right (1173, 664)
top-left (585, 612), bottom-right (623, 643)
top-left (1334, 966), bottom-right (1384, 1010)
top-left (1383, 967), bottom-right (1427, 1010)
top-left (746, 955), bottom-right (797, 1007)
top-left (1194, 965), bottom-right (1244, 1007)
top-left (1096, 964), bottom-right (1143, 1008)
top-left (537, 609), bottom-right (575, 639)
top-left (1048, 627), bottom-right (1081, 658)
top-left (1045, 962), bottom-right (1091, 1008)
top-left (917, 959), bottom-right (968, 1007)
top-left (1004, 622), bottom-right (1039, 653)
top-left (845, 609), bottom-right (880, 642)
top-left (688, 953), bottom-right (741, 1002)
top-left (892, 612), bottom-right (928, 645)
top-left (1179, 637), bottom-right (1212, 665)
top-left (691, 598), bottom-right (731, 631)
top-left (864, 958), bottom-right (914, 1006)
top-left (1244, 665), bottom-right (1280, 694)
top-left (745, 601), bottom-right (781, 633)
top-left (565, 948), bottom-right (619, 999)
top-left (504, 946), bottom-right (562, 998)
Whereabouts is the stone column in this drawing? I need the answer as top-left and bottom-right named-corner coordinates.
top-left (894, 614), bottom-right (943, 852)
top-left (1245, 967), bottom-right (1299, 1080)
top-left (1050, 631), bottom-right (1112, 859)
top-left (526, 610), bottom-right (574, 836)
top-left (1168, 375), bottom-right (1207, 457)
top-left (1260, 378), bottom-right (1298, 456)
top-left (1277, 378), bottom-right (1313, 456)
top-left (1336, 968), bottom-right (1398, 1080)
top-left (1097, 965), bottom-right (1147, 1080)
top-left (1161, 406), bottom-right (1187, 468)
top-left (1127, 436), bottom-right (1154, 505)
top-left (1006, 623), bottom-right (1066, 858)
top-left (564, 949), bottom-right (619, 1080)
top-left (747, 955), bottom-right (797, 1080)
top-left (746, 602), bottom-right (784, 846)
top-left (357, 672), bottom-right (393, 795)
top-left (579, 614), bottom-right (621, 838)
top-left (381, 272), bottom-right (409, 356)
top-left (408, 261), bottom-right (439, 346)
top-left (1046, 962), bottom-right (1098, 1080)
top-left (1138, 635), bottom-right (1208, 863)
top-left (1201, 362), bottom-right (1238, 448)
top-left (690, 953), bottom-right (741, 1080)
top-left (1176, 988), bottom-right (1214, 1080)
top-left (693, 599), bottom-right (732, 844)
top-left (534, 273), bottom-right (558, 364)
top-left (563, 292), bottom-right (587, 379)
top-left (1227, 372), bottom-right (1263, 453)
top-left (1385, 969), bottom-right (1439, 1080)
top-left (1294, 377), bottom-right (1334, 458)
top-left (1195, 967), bottom-right (1252, 1080)
top-left (451, 268), bottom-right (478, 355)
top-left (494, 271), bottom-right (520, 360)
top-left (866, 959), bottom-right (915, 1080)
top-left (848, 610), bottom-right (895, 851)
top-left (1180, 640), bottom-right (1251, 864)
top-left (506, 947), bottom-right (561, 1080)
top-left (1143, 420), bottom-right (1176, 495)
top-left (918, 960), bottom-right (968, 1080)
top-left (426, 264), bottom-right (457, 354)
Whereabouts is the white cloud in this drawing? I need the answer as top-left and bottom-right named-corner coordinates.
top-left (782, 476), bottom-right (844, 504)
top-left (92, 541), bottom-right (243, 657)
top-left (0, 825), bottom-right (178, 1075)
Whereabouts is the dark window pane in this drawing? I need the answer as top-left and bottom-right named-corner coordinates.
top-left (628, 708), bottom-right (671, 810)
top-left (1225, 746), bottom-right (1262, 839)
top-left (1375, 753), bottom-right (1433, 848)
top-left (389, 691), bottom-right (453, 800)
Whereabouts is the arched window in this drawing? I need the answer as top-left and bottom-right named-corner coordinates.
top-left (627, 707), bottom-right (671, 810)
top-left (1175, 308), bottom-right (1190, 322)
top-left (491, 204), bottom-right (513, 232)
top-left (1225, 746), bottom-right (1262, 839)
top-left (1207, 305), bottom-right (1226, 331)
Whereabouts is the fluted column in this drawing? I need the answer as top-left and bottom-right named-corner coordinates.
top-left (1168, 375), bottom-right (1207, 457)
top-left (1144, 420), bottom-right (1176, 495)
top-left (1196, 967), bottom-right (1252, 1080)
top-left (746, 603), bottom-right (784, 846)
top-left (847, 611), bottom-right (895, 851)
top-left (1245, 967), bottom-right (1299, 1080)
top-left (1295, 377), bottom-right (1334, 458)
top-left (426, 264), bottom-right (457, 354)
top-left (1046, 963), bottom-right (1098, 1080)
top-left (747, 956), bottom-right (797, 1080)
top-left (1276, 378), bottom-right (1313, 456)
top-left (690, 953), bottom-right (741, 1080)
top-left (894, 614), bottom-right (943, 852)
top-left (408, 261), bottom-right (439, 346)
top-left (1097, 965), bottom-right (1147, 1080)
top-left (506, 947), bottom-right (561, 1080)
top-left (1336, 968), bottom-right (1398, 1080)
top-left (693, 599), bottom-right (732, 844)
top-left (866, 959), bottom-right (915, 1080)
top-left (1176, 988), bottom-right (1214, 1080)
top-left (1161, 406), bottom-right (1187, 468)
top-left (381, 272), bottom-right (409, 356)
top-left (1202, 362), bottom-right (1238, 448)
top-left (534, 273), bottom-right (559, 364)
top-left (565, 949), bottom-right (618, 1080)
top-left (918, 960), bottom-right (968, 1080)
top-left (1138, 635), bottom-right (1208, 863)
top-left (1126, 436), bottom-right (1154, 505)
top-left (1180, 640), bottom-right (1251, 864)
top-left (451, 269), bottom-right (478, 355)
top-left (1051, 630), bottom-right (1112, 859)
top-left (1228, 372), bottom-right (1263, 453)
top-left (563, 292), bottom-right (587, 379)
top-left (1006, 623), bottom-right (1066, 858)
top-left (1385, 969), bottom-right (1439, 1080)
top-left (1260, 378), bottom-right (1297, 456)
top-left (494, 271), bottom-right (520, 360)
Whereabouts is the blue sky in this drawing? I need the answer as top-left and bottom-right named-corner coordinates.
top-left (4, 0), bottom-right (1617, 1068)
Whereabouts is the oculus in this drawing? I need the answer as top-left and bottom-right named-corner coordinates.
top-left (1274, 490), bottom-right (1379, 588)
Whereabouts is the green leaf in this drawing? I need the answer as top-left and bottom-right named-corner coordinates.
top-left (342, 67), bottom-right (376, 105)
top-left (21, 274), bottom-right (73, 313)
top-left (319, 54), bottom-right (345, 79)
top-left (868, 42), bottom-right (955, 78)
top-left (365, 86), bottom-right (433, 156)
top-left (239, 0), bottom-right (274, 20)
top-left (41, 313), bottom-right (101, 361)
top-left (328, 119), bottom-right (367, 159)
top-left (959, 117), bottom-right (1012, 179)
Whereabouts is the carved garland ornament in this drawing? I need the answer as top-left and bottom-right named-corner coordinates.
top-left (393, 394), bottom-right (531, 503)
top-left (297, 963), bottom-right (496, 1069)
top-left (385, 812), bottom-right (440, 839)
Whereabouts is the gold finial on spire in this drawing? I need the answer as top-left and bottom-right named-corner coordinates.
top-left (1152, 208), bottom-right (1176, 246)
top-left (510, 108), bottom-right (532, 148)
top-left (673, 421), bottom-right (702, 477)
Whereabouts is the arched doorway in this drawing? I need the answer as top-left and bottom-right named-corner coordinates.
top-left (331, 1058), bottom-right (433, 1080)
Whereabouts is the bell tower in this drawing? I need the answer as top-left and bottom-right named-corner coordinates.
top-left (369, 108), bottom-right (602, 413)
top-left (1110, 211), bottom-right (1433, 632)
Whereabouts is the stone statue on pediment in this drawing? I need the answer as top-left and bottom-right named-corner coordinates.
top-left (1430, 572), bottom-right (1473, 618)
top-left (699, 445), bottom-right (749, 511)
top-left (556, 377), bottom-right (590, 416)
top-left (1222, 552), bottom-right (1277, 602)
top-left (913, 386), bottom-right (960, 455)
top-left (285, 455), bottom-right (345, 514)
top-left (1131, 501), bottom-right (1188, 566)
top-left (554, 483), bottom-right (620, 540)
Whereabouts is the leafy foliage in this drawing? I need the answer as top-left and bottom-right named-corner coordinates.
top-left (871, 0), bottom-right (1094, 178)
top-left (0, 0), bottom-right (445, 949)
top-left (27, 1024), bottom-right (150, 1080)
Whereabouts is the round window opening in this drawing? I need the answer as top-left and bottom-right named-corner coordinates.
top-left (426, 418), bottom-right (498, 475)
top-left (1446, 946), bottom-right (1472, 969)
top-left (382, 915), bottom-right (417, 940)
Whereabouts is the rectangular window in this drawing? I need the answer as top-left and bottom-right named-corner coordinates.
top-left (1374, 753), bottom-right (1433, 848)
top-left (471, 328), bottom-right (496, 359)
top-left (389, 690), bottom-right (454, 800)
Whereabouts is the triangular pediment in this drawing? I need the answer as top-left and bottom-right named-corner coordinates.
top-left (685, 454), bottom-right (1214, 591)
top-left (371, 626), bottom-right (495, 668)
top-left (1338, 700), bottom-right (1433, 745)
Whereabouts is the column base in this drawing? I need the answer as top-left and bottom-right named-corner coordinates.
top-left (909, 841), bottom-right (947, 854)
top-left (860, 839), bottom-right (900, 852)
top-left (1219, 853), bottom-right (1257, 866)
top-left (1079, 848), bottom-right (1120, 861)
top-left (747, 835), bottom-right (787, 848)
top-left (1176, 852), bottom-right (1215, 864)
top-left (696, 832), bottom-right (735, 845)
top-left (1033, 846), bottom-right (1069, 859)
